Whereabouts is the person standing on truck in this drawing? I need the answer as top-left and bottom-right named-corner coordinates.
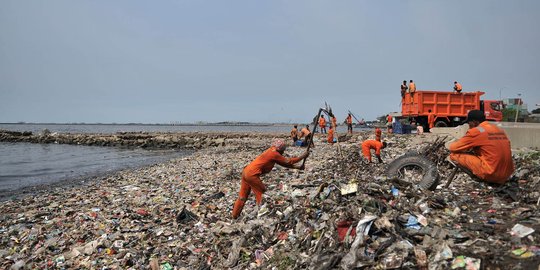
top-left (361, 139), bottom-right (387, 163)
top-left (319, 116), bottom-right (327, 134)
top-left (400, 80), bottom-right (408, 99)
top-left (231, 139), bottom-right (309, 219)
top-left (448, 110), bottom-right (514, 184)
top-left (290, 125), bottom-right (298, 144)
top-left (454, 81), bottom-right (462, 93)
top-left (427, 109), bottom-right (436, 130)
top-left (409, 80), bottom-right (416, 102)
top-left (346, 113), bottom-right (353, 134)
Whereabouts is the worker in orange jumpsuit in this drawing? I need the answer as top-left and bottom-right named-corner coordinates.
top-left (427, 109), bottom-right (436, 130)
top-left (319, 116), bottom-right (327, 134)
top-left (331, 115), bottom-right (337, 129)
top-left (448, 110), bottom-right (514, 184)
top-left (232, 139), bottom-right (309, 219)
top-left (454, 81), bottom-right (462, 93)
top-left (400, 80), bottom-right (408, 99)
top-left (299, 125), bottom-right (314, 147)
top-left (409, 80), bottom-right (416, 102)
top-left (375, 127), bottom-right (382, 142)
top-left (386, 114), bottom-right (393, 134)
top-left (346, 114), bottom-right (353, 134)
top-left (361, 140), bottom-right (387, 163)
top-left (290, 125), bottom-right (298, 144)
top-left (327, 125), bottom-right (335, 144)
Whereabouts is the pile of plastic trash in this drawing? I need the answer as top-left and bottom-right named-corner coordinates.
top-left (0, 132), bottom-right (539, 269)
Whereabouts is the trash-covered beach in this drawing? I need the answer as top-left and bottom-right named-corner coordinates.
top-left (1, 131), bottom-right (539, 269)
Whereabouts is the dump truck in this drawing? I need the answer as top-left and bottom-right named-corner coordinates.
top-left (400, 90), bottom-right (503, 128)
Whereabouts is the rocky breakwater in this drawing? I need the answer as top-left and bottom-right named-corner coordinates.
top-left (0, 129), bottom-right (281, 150)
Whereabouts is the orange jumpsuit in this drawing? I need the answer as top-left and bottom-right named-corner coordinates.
top-left (232, 147), bottom-right (302, 218)
top-left (290, 127), bottom-right (298, 143)
top-left (375, 128), bottom-right (382, 141)
top-left (409, 82), bottom-right (416, 93)
top-left (346, 115), bottom-right (353, 134)
top-left (455, 83), bottom-right (462, 93)
top-left (319, 117), bottom-right (327, 133)
top-left (300, 127), bottom-right (310, 138)
top-left (327, 128), bottom-right (334, 143)
top-left (409, 82), bottom-right (416, 102)
top-left (361, 140), bottom-right (384, 162)
top-left (428, 112), bottom-right (435, 129)
top-left (386, 115), bottom-right (393, 133)
top-left (449, 121), bottom-right (514, 184)
top-left (331, 116), bottom-right (337, 129)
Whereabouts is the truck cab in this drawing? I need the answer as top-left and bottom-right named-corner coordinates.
top-left (481, 100), bottom-right (503, 122)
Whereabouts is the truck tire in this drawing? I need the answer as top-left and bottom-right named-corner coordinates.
top-left (386, 154), bottom-right (440, 190)
top-left (435, 120), bottom-right (448, 127)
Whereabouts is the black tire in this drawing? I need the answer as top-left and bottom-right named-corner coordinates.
top-left (386, 154), bottom-right (440, 190)
top-left (434, 120), bottom-right (448, 127)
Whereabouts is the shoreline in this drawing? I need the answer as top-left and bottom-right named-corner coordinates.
top-left (1, 131), bottom-right (539, 269)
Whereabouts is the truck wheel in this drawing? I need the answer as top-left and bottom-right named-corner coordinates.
top-left (435, 120), bottom-right (448, 127)
top-left (386, 154), bottom-right (440, 190)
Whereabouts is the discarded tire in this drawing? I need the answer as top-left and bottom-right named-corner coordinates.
top-left (386, 154), bottom-right (440, 190)
top-left (434, 120), bottom-right (448, 127)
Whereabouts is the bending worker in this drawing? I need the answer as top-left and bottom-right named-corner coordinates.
top-left (299, 125), bottom-right (314, 147)
top-left (448, 110), bottom-right (514, 184)
top-left (327, 125), bottom-right (335, 144)
top-left (361, 139), bottom-right (387, 163)
top-left (232, 139), bottom-right (309, 219)
top-left (319, 116), bottom-right (327, 134)
top-left (454, 81), bottom-right (462, 93)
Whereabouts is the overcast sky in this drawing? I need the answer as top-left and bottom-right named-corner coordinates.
top-left (1, 1), bottom-right (539, 124)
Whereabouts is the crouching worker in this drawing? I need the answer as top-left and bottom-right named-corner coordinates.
top-left (232, 139), bottom-right (309, 219)
top-left (448, 110), bottom-right (514, 184)
top-left (327, 125), bottom-right (335, 144)
top-left (361, 140), bottom-right (387, 163)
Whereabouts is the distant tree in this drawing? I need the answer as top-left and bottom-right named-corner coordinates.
top-left (502, 108), bottom-right (517, 122)
top-left (532, 108), bottom-right (540, 114)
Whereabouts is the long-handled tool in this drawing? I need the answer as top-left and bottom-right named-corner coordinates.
top-left (348, 110), bottom-right (363, 125)
top-left (301, 108), bottom-right (324, 168)
top-left (327, 104), bottom-right (342, 157)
